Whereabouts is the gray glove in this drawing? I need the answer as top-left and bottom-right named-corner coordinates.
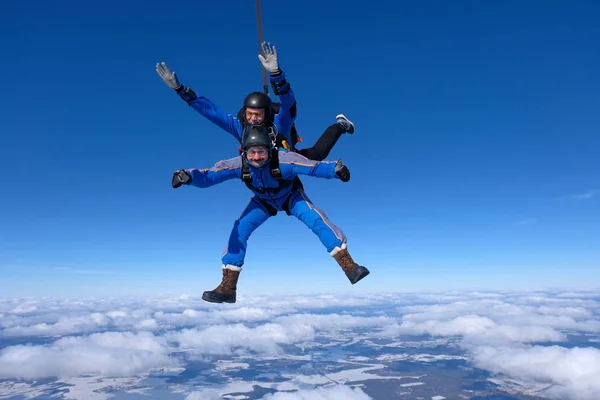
top-left (258, 42), bottom-right (280, 74)
top-left (335, 160), bottom-right (350, 182)
top-left (156, 62), bottom-right (182, 90)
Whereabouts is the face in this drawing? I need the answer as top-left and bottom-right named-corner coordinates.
top-left (246, 146), bottom-right (269, 167)
top-left (245, 107), bottom-right (265, 124)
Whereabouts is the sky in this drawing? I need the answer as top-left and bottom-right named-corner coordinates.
top-left (1, 289), bottom-right (600, 399)
top-left (1, 0), bottom-right (599, 297)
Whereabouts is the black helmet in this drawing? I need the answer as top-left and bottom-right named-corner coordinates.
top-left (242, 91), bottom-right (273, 123)
top-left (243, 91), bottom-right (272, 109)
top-left (242, 125), bottom-right (272, 150)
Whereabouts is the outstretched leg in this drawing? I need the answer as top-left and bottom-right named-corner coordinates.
top-left (288, 190), bottom-right (346, 252)
top-left (287, 190), bottom-right (370, 284)
top-left (221, 197), bottom-right (271, 268)
top-left (202, 197), bottom-right (272, 303)
top-left (297, 115), bottom-right (355, 161)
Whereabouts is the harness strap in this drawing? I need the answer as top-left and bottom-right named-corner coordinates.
top-left (240, 149), bottom-right (287, 194)
top-left (244, 177), bottom-right (294, 195)
top-left (269, 147), bottom-right (282, 179)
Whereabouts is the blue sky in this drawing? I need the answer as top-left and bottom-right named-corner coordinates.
top-left (1, 0), bottom-right (599, 297)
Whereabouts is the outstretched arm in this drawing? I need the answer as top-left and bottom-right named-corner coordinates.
top-left (258, 42), bottom-right (296, 145)
top-left (156, 62), bottom-right (243, 142)
top-left (172, 157), bottom-right (243, 189)
top-left (271, 69), bottom-right (296, 143)
top-left (186, 95), bottom-right (244, 142)
top-left (277, 152), bottom-right (350, 182)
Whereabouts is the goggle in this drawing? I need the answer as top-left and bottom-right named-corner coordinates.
top-left (246, 146), bottom-right (268, 156)
top-left (245, 109), bottom-right (265, 119)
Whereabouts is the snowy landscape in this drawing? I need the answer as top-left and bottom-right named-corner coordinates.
top-left (1, 289), bottom-right (599, 399)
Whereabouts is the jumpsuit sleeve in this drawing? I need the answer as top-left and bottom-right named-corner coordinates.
top-left (270, 70), bottom-right (296, 146)
top-left (185, 94), bottom-right (244, 142)
top-left (187, 157), bottom-right (243, 188)
top-left (277, 151), bottom-right (339, 180)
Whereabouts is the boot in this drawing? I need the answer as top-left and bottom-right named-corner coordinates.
top-left (336, 114), bottom-right (355, 134)
top-left (202, 265), bottom-right (241, 303)
top-left (332, 244), bottom-right (369, 284)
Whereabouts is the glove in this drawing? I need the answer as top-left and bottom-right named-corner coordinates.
top-left (258, 42), bottom-right (280, 75)
top-left (156, 62), bottom-right (182, 90)
top-left (172, 169), bottom-right (192, 188)
top-left (334, 160), bottom-right (350, 182)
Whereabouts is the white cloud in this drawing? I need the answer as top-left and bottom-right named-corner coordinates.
top-left (555, 290), bottom-right (600, 299)
top-left (535, 305), bottom-right (594, 318)
top-left (274, 313), bottom-right (395, 332)
top-left (572, 189), bottom-right (600, 200)
top-left (470, 344), bottom-right (600, 400)
top-left (0, 331), bottom-right (178, 380)
top-left (240, 293), bottom-right (396, 311)
top-left (11, 303), bottom-right (38, 314)
top-left (1, 289), bottom-right (600, 399)
top-left (391, 294), bottom-right (600, 342)
top-left (164, 313), bottom-right (395, 357)
top-left (379, 290), bottom-right (600, 399)
top-left (168, 322), bottom-right (316, 356)
top-left (153, 306), bottom-right (282, 328)
top-left (185, 390), bottom-right (222, 400)
top-left (378, 316), bottom-right (566, 344)
top-left (1, 312), bottom-right (111, 337)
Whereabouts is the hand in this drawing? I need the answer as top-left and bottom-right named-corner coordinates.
top-left (172, 169), bottom-right (191, 188)
top-left (257, 42), bottom-right (280, 74)
top-left (156, 62), bottom-right (182, 90)
top-left (334, 160), bottom-right (350, 182)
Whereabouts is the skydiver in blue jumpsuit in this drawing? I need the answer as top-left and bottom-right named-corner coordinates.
top-left (156, 41), bottom-right (355, 159)
top-left (171, 125), bottom-right (370, 304)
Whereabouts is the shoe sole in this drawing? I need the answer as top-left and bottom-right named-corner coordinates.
top-left (202, 293), bottom-right (236, 303)
top-left (349, 267), bottom-right (370, 284)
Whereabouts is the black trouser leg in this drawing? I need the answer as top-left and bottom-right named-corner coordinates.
top-left (297, 123), bottom-right (344, 161)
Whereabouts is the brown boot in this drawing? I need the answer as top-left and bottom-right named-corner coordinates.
top-left (332, 244), bottom-right (370, 284)
top-left (202, 265), bottom-right (241, 303)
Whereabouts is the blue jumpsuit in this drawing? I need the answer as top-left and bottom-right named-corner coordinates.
top-left (178, 71), bottom-right (296, 147)
top-left (186, 151), bottom-right (347, 267)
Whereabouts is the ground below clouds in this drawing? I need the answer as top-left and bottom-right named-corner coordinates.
top-left (1, 289), bottom-right (599, 399)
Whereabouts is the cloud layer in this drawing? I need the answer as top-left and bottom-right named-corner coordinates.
top-left (1, 289), bottom-right (599, 399)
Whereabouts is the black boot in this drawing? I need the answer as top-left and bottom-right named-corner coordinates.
top-left (332, 245), bottom-right (369, 284)
top-left (202, 267), bottom-right (240, 303)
